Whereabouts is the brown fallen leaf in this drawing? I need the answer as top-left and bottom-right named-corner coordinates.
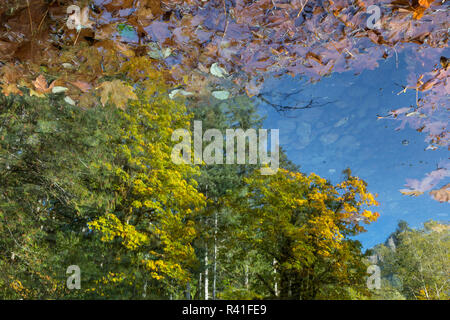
top-left (0, 40), bottom-right (18, 59)
top-left (429, 184), bottom-right (450, 203)
top-left (136, 6), bottom-right (154, 25)
top-left (94, 23), bottom-right (118, 41)
top-left (0, 63), bottom-right (23, 84)
top-left (32, 75), bottom-right (55, 94)
top-left (1, 83), bottom-right (23, 96)
top-left (71, 80), bottom-right (92, 93)
top-left (114, 42), bottom-right (135, 58)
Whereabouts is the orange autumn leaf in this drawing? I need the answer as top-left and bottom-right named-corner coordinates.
top-left (418, 0), bottom-right (434, 8)
top-left (32, 75), bottom-right (55, 94)
top-left (1, 83), bottom-right (22, 96)
top-left (0, 63), bottom-right (23, 84)
top-left (412, 7), bottom-right (426, 20)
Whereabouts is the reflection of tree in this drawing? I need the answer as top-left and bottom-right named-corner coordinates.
top-left (0, 0), bottom-right (448, 201)
top-left (373, 220), bottom-right (449, 300)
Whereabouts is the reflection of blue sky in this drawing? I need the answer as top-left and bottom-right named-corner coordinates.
top-left (257, 50), bottom-right (449, 250)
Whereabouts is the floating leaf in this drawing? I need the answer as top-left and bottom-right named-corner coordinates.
top-left (1, 83), bottom-right (22, 96)
top-left (412, 7), bottom-right (426, 20)
top-left (52, 86), bottom-right (68, 94)
top-left (147, 43), bottom-right (171, 60)
top-left (64, 96), bottom-right (76, 106)
top-left (429, 184), bottom-right (450, 203)
top-left (399, 190), bottom-right (424, 197)
top-left (418, 0), bottom-right (434, 8)
top-left (32, 75), bottom-right (55, 94)
top-left (97, 80), bottom-right (138, 110)
top-left (212, 90), bottom-right (230, 100)
top-left (71, 81), bottom-right (92, 93)
top-left (169, 89), bottom-right (194, 99)
top-left (210, 63), bottom-right (228, 78)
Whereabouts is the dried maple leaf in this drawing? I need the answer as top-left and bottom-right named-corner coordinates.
top-left (0, 63), bottom-right (22, 84)
top-left (32, 75), bottom-right (55, 94)
top-left (1, 83), bottom-right (23, 96)
top-left (97, 80), bottom-right (138, 110)
top-left (0, 40), bottom-right (18, 59)
top-left (135, 6), bottom-right (154, 26)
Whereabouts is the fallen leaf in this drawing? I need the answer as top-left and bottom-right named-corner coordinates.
top-left (71, 81), bottom-right (92, 93)
top-left (97, 80), bottom-right (138, 109)
top-left (210, 63), bottom-right (228, 78)
top-left (64, 96), bottom-right (76, 106)
top-left (32, 75), bottom-right (55, 94)
top-left (212, 90), bottom-right (230, 100)
top-left (1, 83), bottom-right (23, 96)
top-left (412, 7), bottom-right (426, 20)
top-left (0, 63), bottom-right (22, 84)
top-left (399, 190), bottom-right (424, 196)
top-left (94, 23), bottom-right (118, 41)
top-left (62, 63), bottom-right (74, 69)
top-left (169, 89), bottom-right (194, 99)
top-left (418, 0), bottom-right (434, 8)
top-left (52, 86), bottom-right (69, 94)
top-left (136, 7), bottom-right (154, 25)
top-left (429, 184), bottom-right (450, 203)
top-left (114, 42), bottom-right (135, 58)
